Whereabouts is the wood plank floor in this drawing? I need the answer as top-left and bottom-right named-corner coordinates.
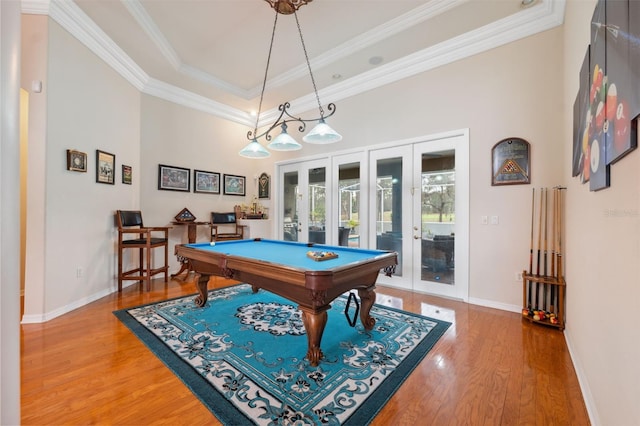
top-left (21, 277), bottom-right (590, 425)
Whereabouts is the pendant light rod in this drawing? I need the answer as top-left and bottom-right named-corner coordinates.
top-left (294, 9), bottom-right (323, 118)
top-left (248, 8), bottom-right (279, 142)
top-left (240, 0), bottom-right (341, 158)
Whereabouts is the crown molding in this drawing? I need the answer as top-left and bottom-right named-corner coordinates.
top-left (21, 0), bottom-right (48, 15)
top-left (143, 78), bottom-right (253, 126)
top-left (120, 0), bottom-right (469, 99)
top-left (22, 0), bottom-right (565, 129)
top-left (255, 0), bottom-right (468, 97)
top-left (47, 0), bottom-right (148, 91)
top-left (123, 0), bottom-right (250, 99)
top-left (256, 0), bottom-right (566, 126)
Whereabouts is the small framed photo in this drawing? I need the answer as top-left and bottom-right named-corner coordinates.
top-left (258, 172), bottom-right (270, 199)
top-left (122, 165), bottom-right (132, 185)
top-left (96, 150), bottom-right (115, 184)
top-left (158, 164), bottom-right (190, 192)
top-left (194, 169), bottom-right (220, 194)
top-left (223, 174), bottom-right (246, 196)
top-left (67, 150), bottom-right (87, 172)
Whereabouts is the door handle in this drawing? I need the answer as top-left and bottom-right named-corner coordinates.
top-left (414, 235), bottom-right (421, 239)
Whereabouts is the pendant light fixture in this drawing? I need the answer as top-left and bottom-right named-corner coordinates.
top-left (239, 0), bottom-right (342, 158)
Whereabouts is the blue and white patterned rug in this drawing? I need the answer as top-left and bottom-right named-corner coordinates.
top-left (114, 284), bottom-right (450, 425)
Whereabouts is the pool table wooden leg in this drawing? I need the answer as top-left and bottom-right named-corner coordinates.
top-left (299, 306), bottom-right (329, 367)
top-left (358, 286), bottom-right (377, 330)
top-left (194, 273), bottom-right (209, 307)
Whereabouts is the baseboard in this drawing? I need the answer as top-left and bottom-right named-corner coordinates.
top-left (21, 287), bottom-right (114, 324)
top-left (564, 329), bottom-right (599, 426)
top-left (467, 296), bottom-right (521, 314)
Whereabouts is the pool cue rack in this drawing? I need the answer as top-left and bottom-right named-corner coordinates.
top-left (522, 186), bottom-right (566, 330)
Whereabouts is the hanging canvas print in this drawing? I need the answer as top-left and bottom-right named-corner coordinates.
top-left (587, 0), bottom-right (610, 191)
top-left (604, 0), bottom-right (637, 165)
top-left (573, 47), bottom-right (590, 180)
top-left (573, 0), bottom-right (638, 191)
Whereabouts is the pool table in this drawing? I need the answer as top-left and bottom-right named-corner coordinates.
top-left (175, 238), bottom-right (397, 366)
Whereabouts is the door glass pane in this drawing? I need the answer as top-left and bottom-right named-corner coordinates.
top-left (308, 167), bottom-right (326, 244)
top-left (338, 163), bottom-right (360, 247)
top-left (283, 171), bottom-right (299, 242)
top-left (376, 158), bottom-right (402, 275)
top-left (420, 151), bottom-right (455, 284)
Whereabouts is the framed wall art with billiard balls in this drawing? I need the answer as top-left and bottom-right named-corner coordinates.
top-left (491, 137), bottom-right (530, 186)
top-left (572, 0), bottom-right (639, 192)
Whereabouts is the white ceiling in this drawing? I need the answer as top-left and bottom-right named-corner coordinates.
top-left (22, 0), bottom-right (565, 128)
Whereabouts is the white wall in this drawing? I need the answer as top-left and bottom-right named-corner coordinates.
top-left (22, 18), bottom-right (142, 321)
top-left (281, 26), bottom-right (566, 310)
top-left (1, 0), bottom-right (23, 422)
top-left (21, 14), bottom-right (48, 320)
top-left (139, 95), bottom-right (275, 272)
top-left (562, 1), bottom-right (640, 424)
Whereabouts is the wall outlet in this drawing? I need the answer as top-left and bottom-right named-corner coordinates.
top-left (76, 267), bottom-right (83, 278)
top-left (515, 272), bottom-right (523, 282)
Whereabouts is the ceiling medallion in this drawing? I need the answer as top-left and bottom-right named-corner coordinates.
top-left (264, 0), bottom-right (313, 15)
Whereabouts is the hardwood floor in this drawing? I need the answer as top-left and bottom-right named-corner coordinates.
top-left (21, 277), bottom-right (590, 425)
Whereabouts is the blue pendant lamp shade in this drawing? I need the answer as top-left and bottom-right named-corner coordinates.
top-left (239, 139), bottom-right (271, 158)
top-left (268, 123), bottom-right (302, 151)
top-left (302, 118), bottom-right (342, 144)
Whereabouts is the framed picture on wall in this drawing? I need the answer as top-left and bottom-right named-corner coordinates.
top-left (194, 169), bottom-right (220, 194)
top-left (96, 150), bottom-right (115, 184)
top-left (491, 138), bottom-right (530, 186)
top-left (258, 172), bottom-right (270, 199)
top-left (122, 165), bottom-right (132, 185)
top-left (67, 149), bottom-right (87, 172)
top-left (223, 174), bottom-right (246, 196)
top-left (158, 164), bottom-right (190, 192)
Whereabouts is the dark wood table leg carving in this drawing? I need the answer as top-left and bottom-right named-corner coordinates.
top-left (299, 306), bottom-right (329, 367)
top-left (171, 254), bottom-right (190, 279)
top-left (358, 286), bottom-right (377, 330)
top-left (194, 273), bottom-right (210, 307)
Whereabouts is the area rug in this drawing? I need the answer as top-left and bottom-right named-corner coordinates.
top-left (114, 284), bottom-right (451, 425)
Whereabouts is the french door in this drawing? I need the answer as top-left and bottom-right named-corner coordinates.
top-left (372, 131), bottom-right (469, 301)
top-left (331, 152), bottom-right (368, 248)
top-left (276, 130), bottom-right (468, 301)
top-left (278, 159), bottom-right (332, 244)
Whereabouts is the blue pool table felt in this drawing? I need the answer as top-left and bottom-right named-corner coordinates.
top-left (186, 239), bottom-right (387, 271)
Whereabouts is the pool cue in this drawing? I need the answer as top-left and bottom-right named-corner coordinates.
top-left (527, 188), bottom-right (535, 309)
top-left (557, 188), bottom-right (564, 281)
top-left (549, 187), bottom-right (557, 313)
top-left (551, 188), bottom-right (557, 278)
top-left (536, 187), bottom-right (543, 309)
top-left (543, 187), bottom-right (548, 311)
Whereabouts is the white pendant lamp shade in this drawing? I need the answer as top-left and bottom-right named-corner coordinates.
top-left (268, 125), bottom-right (302, 151)
top-left (239, 139), bottom-right (271, 158)
top-left (239, 2), bottom-right (341, 158)
top-left (302, 119), bottom-right (343, 144)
